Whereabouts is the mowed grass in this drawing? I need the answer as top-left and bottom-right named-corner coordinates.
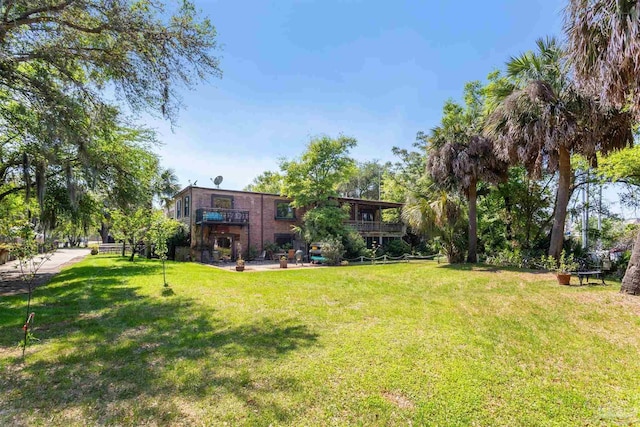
top-left (1, 257), bottom-right (640, 426)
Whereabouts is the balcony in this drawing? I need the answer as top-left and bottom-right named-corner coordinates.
top-left (344, 220), bottom-right (404, 234)
top-left (196, 208), bottom-right (250, 225)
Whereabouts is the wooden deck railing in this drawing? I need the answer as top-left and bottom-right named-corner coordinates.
top-left (343, 220), bottom-right (404, 233)
top-left (196, 208), bottom-right (250, 225)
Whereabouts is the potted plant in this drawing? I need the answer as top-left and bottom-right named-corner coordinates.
top-left (236, 258), bottom-right (245, 272)
top-left (543, 250), bottom-right (578, 285)
top-left (279, 256), bottom-right (288, 269)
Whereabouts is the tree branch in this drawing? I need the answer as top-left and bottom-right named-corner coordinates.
top-left (5, 1), bottom-right (75, 25)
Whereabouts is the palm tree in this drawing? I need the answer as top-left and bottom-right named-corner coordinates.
top-left (427, 82), bottom-right (508, 263)
top-left (565, 0), bottom-right (640, 116)
top-left (154, 168), bottom-right (181, 211)
top-left (485, 37), bottom-right (633, 260)
top-left (402, 188), bottom-right (467, 263)
top-left (565, 0), bottom-right (640, 294)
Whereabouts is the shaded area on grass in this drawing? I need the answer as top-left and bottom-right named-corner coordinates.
top-left (1, 257), bottom-right (639, 425)
top-left (0, 256), bottom-right (319, 425)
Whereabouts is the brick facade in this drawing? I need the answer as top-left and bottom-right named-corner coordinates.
top-left (171, 186), bottom-right (403, 260)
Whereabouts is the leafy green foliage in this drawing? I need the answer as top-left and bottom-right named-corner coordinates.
top-left (478, 167), bottom-right (553, 255)
top-left (539, 250), bottom-right (579, 273)
top-left (599, 146), bottom-right (640, 186)
top-left (319, 237), bottom-right (345, 265)
top-left (338, 160), bottom-right (390, 200)
top-left (383, 239), bottom-right (411, 257)
top-left (402, 190), bottom-right (467, 263)
top-left (0, 0), bottom-right (220, 246)
top-left (109, 208), bottom-right (151, 261)
top-left (342, 229), bottom-right (367, 259)
top-left (244, 171), bottom-right (283, 194)
top-left (296, 205), bottom-right (350, 243)
top-left (281, 135), bottom-right (357, 208)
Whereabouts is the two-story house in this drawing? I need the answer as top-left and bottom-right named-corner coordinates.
top-left (171, 186), bottom-right (405, 262)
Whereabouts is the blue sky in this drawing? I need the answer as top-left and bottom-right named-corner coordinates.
top-left (146, 0), bottom-right (567, 191)
top-left (145, 0), bottom-right (640, 218)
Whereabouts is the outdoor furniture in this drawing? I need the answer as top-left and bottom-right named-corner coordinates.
top-left (203, 211), bottom-right (224, 221)
top-left (573, 270), bottom-right (606, 286)
top-left (311, 255), bottom-right (326, 264)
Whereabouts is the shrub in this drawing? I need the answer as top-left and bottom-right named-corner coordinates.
top-left (247, 245), bottom-right (259, 261)
top-left (342, 230), bottom-right (366, 259)
top-left (167, 225), bottom-right (190, 260)
top-left (486, 248), bottom-right (525, 268)
top-left (321, 238), bottom-right (345, 266)
top-left (90, 245), bottom-right (99, 256)
top-left (384, 239), bottom-right (411, 257)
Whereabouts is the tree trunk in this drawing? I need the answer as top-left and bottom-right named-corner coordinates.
top-left (100, 222), bottom-right (110, 243)
top-left (548, 147), bottom-right (572, 259)
top-left (621, 230), bottom-right (640, 295)
top-left (467, 179), bottom-right (478, 263)
top-left (503, 193), bottom-right (513, 242)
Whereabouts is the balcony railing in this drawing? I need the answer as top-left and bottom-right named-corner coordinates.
top-left (344, 220), bottom-right (404, 234)
top-left (196, 208), bottom-right (250, 225)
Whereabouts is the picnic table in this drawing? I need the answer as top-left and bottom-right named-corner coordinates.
top-left (573, 270), bottom-right (606, 286)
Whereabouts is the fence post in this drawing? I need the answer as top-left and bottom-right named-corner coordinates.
top-left (383, 255), bottom-right (387, 264)
top-left (360, 256), bottom-right (364, 263)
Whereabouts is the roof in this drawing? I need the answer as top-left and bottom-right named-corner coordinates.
top-left (173, 185), bottom-right (403, 208)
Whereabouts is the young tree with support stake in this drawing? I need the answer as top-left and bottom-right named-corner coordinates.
top-left (8, 221), bottom-right (53, 359)
top-left (148, 211), bottom-right (181, 288)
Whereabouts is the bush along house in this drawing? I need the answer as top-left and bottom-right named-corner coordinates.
top-left (170, 186), bottom-right (405, 262)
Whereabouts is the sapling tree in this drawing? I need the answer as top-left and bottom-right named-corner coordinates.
top-left (8, 221), bottom-right (54, 359)
top-left (148, 211), bottom-right (181, 287)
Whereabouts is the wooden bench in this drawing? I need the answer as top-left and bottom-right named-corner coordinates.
top-left (573, 270), bottom-right (606, 286)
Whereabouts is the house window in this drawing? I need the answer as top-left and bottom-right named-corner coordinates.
top-left (275, 201), bottom-right (295, 220)
top-left (176, 200), bottom-right (182, 219)
top-left (212, 195), bottom-right (233, 209)
top-left (184, 196), bottom-right (190, 217)
top-left (361, 211), bottom-right (374, 222)
top-left (274, 233), bottom-right (294, 248)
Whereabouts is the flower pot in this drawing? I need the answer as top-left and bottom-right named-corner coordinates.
top-left (279, 260), bottom-right (287, 268)
top-left (236, 265), bottom-right (245, 272)
top-left (556, 273), bottom-right (571, 286)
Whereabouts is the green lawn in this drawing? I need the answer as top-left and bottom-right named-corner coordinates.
top-left (1, 256), bottom-right (639, 426)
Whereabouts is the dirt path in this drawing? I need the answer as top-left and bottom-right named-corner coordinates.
top-left (0, 249), bottom-right (90, 296)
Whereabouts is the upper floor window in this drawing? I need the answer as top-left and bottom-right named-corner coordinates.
top-left (176, 199), bottom-right (182, 218)
top-left (212, 195), bottom-right (233, 209)
top-left (184, 196), bottom-right (190, 217)
top-left (275, 201), bottom-right (295, 220)
top-left (361, 211), bottom-right (374, 222)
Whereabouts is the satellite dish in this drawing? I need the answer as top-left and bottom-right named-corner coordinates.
top-left (213, 175), bottom-right (223, 188)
